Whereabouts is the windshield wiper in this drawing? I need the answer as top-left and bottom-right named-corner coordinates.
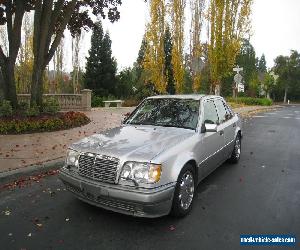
top-left (156, 124), bottom-right (194, 130)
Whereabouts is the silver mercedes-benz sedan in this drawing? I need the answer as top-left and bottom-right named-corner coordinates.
top-left (59, 95), bottom-right (242, 218)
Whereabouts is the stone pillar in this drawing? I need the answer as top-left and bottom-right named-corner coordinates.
top-left (81, 89), bottom-right (92, 111)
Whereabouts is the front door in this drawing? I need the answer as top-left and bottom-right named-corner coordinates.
top-left (198, 99), bottom-right (225, 179)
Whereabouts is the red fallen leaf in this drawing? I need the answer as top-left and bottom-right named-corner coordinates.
top-left (23, 145), bottom-right (27, 147)
top-left (5, 154), bottom-right (9, 157)
top-left (169, 225), bottom-right (176, 231)
top-left (16, 144), bottom-right (20, 147)
top-left (21, 160), bottom-right (26, 164)
top-left (52, 145), bottom-right (57, 150)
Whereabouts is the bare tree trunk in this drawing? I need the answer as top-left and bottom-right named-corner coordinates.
top-left (283, 86), bottom-right (288, 103)
top-left (0, 0), bottom-right (25, 108)
top-left (30, 0), bottom-right (77, 107)
top-left (0, 61), bottom-right (18, 107)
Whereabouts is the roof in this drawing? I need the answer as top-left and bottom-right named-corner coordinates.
top-left (147, 94), bottom-right (220, 101)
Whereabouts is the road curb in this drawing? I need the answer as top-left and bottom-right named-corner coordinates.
top-left (0, 158), bottom-right (64, 185)
top-left (236, 105), bottom-right (283, 117)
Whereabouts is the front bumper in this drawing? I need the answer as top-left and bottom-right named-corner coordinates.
top-left (59, 168), bottom-right (175, 218)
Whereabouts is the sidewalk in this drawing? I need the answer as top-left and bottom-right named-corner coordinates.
top-left (0, 105), bottom-right (280, 175)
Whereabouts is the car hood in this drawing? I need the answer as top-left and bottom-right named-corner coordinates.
top-left (71, 125), bottom-right (195, 161)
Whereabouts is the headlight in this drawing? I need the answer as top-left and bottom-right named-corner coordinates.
top-left (120, 162), bottom-right (162, 184)
top-left (66, 149), bottom-right (80, 167)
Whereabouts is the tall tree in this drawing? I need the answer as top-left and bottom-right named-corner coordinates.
top-left (170, 0), bottom-right (186, 93)
top-left (72, 32), bottom-right (84, 93)
top-left (15, 12), bottom-right (34, 94)
top-left (274, 50), bottom-right (300, 102)
top-left (258, 54), bottom-right (267, 73)
top-left (190, 0), bottom-right (205, 92)
top-left (135, 36), bottom-right (147, 82)
top-left (144, 0), bottom-right (166, 93)
top-left (0, 0), bottom-right (25, 107)
top-left (235, 39), bottom-right (257, 94)
top-left (164, 25), bottom-right (175, 94)
top-left (0, 1), bottom-right (122, 107)
top-left (84, 22), bottom-right (117, 97)
top-left (208, 0), bottom-right (252, 95)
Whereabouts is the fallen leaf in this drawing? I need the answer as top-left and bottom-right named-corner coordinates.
top-left (27, 233), bottom-right (32, 237)
top-left (169, 225), bottom-right (176, 231)
top-left (4, 210), bottom-right (11, 216)
top-left (239, 177), bottom-right (243, 182)
top-left (36, 223), bottom-right (43, 227)
top-left (8, 233), bottom-right (13, 237)
top-left (65, 218), bottom-right (70, 222)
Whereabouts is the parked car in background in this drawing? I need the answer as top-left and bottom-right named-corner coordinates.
top-left (59, 95), bottom-right (242, 217)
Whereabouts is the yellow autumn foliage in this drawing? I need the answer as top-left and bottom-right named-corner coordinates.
top-left (190, 0), bottom-right (205, 92)
top-left (143, 0), bottom-right (166, 93)
top-left (170, 0), bottom-right (185, 93)
top-left (208, 0), bottom-right (252, 94)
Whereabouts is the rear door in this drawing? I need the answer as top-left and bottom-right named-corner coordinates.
top-left (214, 98), bottom-right (236, 159)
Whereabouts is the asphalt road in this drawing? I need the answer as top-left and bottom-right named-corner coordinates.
top-left (1, 105), bottom-right (300, 250)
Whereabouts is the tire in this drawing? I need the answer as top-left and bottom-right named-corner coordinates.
top-left (170, 164), bottom-right (196, 217)
top-left (229, 133), bottom-right (241, 164)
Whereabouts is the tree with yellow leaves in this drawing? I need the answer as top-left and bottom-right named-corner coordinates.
top-left (208, 0), bottom-right (252, 95)
top-left (190, 0), bottom-right (205, 92)
top-left (15, 13), bottom-right (34, 94)
top-left (143, 0), bottom-right (166, 93)
top-left (170, 0), bottom-right (186, 93)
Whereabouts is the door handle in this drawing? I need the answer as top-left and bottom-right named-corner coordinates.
top-left (219, 130), bottom-right (224, 136)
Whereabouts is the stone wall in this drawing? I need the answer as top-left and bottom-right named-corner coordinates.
top-left (17, 89), bottom-right (92, 111)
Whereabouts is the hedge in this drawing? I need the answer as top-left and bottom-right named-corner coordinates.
top-left (227, 97), bottom-right (273, 106)
top-left (0, 111), bottom-right (90, 134)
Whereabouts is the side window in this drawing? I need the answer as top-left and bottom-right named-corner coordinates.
top-left (224, 102), bottom-right (234, 118)
top-left (214, 99), bottom-right (227, 123)
top-left (203, 101), bottom-right (219, 124)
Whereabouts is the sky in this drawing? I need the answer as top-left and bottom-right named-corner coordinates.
top-left (69, 0), bottom-right (300, 72)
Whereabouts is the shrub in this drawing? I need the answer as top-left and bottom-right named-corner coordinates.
top-left (26, 102), bottom-right (40, 117)
top-left (227, 97), bottom-right (273, 106)
top-left (123, 99), bottom-right (139, 107)
top-left (18, 101), bottom-right (29, 112)
top-left (42, 98), bottom-right (60, 114)
top-left (91, 95), bottom-right (104, 107)
top-left (0, 100), bottom-right (13, 117)
top-left (0, 111), bottom-right (90, 134)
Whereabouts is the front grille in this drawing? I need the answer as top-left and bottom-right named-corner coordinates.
top-left (78, 153), bottom-right (119, 184)
top-left (62, 180), bottom-right (82, 194)
top-left (96, 196), bottom-right (135, 213)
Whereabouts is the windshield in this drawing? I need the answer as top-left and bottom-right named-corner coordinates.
top-left (125, 98), bottom-right (200, 130)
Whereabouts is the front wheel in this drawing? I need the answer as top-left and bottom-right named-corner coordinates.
top-left (229, 134), bottom-right (241, 163)
top-left (170, 164), bottom-right (195, 217)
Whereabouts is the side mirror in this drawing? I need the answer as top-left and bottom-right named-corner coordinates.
top-left (122, 112), bottom-right (131, 124)
top-left (201, 123), bottom-right (217, 133)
